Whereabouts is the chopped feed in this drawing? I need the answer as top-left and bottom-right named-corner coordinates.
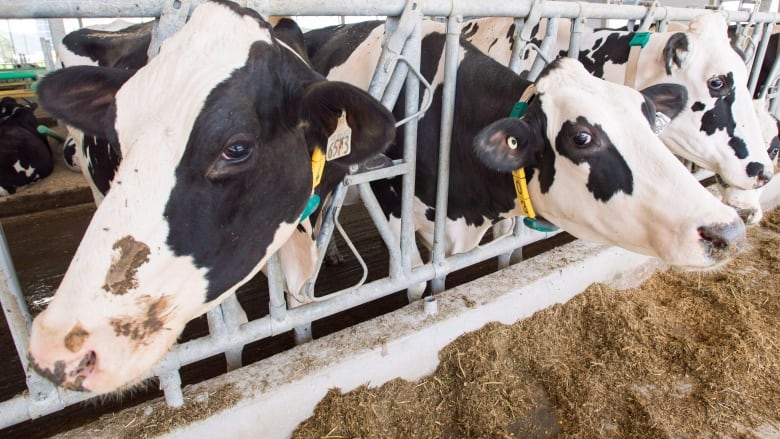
top-left (295, 207), bottom-right (780, 438)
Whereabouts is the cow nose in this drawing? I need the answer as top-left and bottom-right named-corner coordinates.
top-left (747, 162), bottom-right (773, 188)
top-left (734, 206), bottom-right (760, 225)
top-left (28, 349), bottom-right (98, 392)
top-left (697, 219), bottom-right (746, 260)
top-left (755, 169), bottom-right (773, 188)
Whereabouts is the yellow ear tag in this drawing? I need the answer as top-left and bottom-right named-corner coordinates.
top-left (326, 110), bottom-right (352, 161)
top-left (511, 167), bottom-right (536, 219)
top-left (311, 147), bottom-right (326, 189)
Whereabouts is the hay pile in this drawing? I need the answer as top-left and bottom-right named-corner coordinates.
top-left (295, 208), bottom-right (780, 438)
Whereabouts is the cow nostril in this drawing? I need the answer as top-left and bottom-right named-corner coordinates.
top-left (698, 220), bottom-right (746, 257)
top-left (735, 207), bottom-right (758, 224)
top-left (699, 226), bottom-right (727, 250)
top-left (72, 350), bottom-right (97, 378)
top-left (756, 170), bottom-right (773, 187)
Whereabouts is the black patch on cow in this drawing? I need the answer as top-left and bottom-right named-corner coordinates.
top-left (305, 21), bottom-right (385, 76)
top-left (165, 41), bottom-right (313, 301)
top-left (768, 136), bottom-right (780, 161)
top-left (699, 72), bottom-right (748, 159)
top-left (63, 137), bottom-right (78, 169)
top-left (488, 38), bottom-right (498, 52)
top-left (746, 161), bottom-right (764, 177)
top-left (61, 21), bottom-right (152, 69)
top-left (555, 116), bottom-right (633, 202)
top-left (691, 101), bottom-right (706, 112)
top-left (640, 99), bottom-right (656, 127)
top-left (83, 136), bottom-right (121, 195)
top-left (640, 83), bottom-right (688, 120)
top-left (425, 207), bottom-right (435, 222)
top-left (462, 22), bottom-right (479, 40)
top-left (663, 32), bottom-right (688, 75)
top-left (577, 33), bottom-right (632, 78)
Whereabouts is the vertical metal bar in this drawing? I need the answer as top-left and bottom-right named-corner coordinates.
top-left (156, 356), bottom-right (184, 408)
top-left (358, 183), bottom-right (403, 278)
top-left (46, 19), bottom-right (67, 68)
top-left (758, 52), bottom-right (780, 99)
top-left (526, 17), bottom-right (560, 82)
top-left (148, 0), bottom-right (191, 58)
top-left (507, 17), bottom-right (527, 72)
top-left (0, 223), bottom-right (66, 418)
top-left (267, 252), bottom-right (287, 324)
top-left (749, 22), bottom-right (773, 95)
top-left (0, 224), bottom-right (33, 368)
top-left (430, 14), bottom-right (463, 294)
top-left (399, 10), bottom-right (422, 298)
top-left (569, 15), bottom-right (586, 59)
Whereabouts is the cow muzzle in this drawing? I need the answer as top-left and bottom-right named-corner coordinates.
top-left (697, 217), bottom-right (746, 263)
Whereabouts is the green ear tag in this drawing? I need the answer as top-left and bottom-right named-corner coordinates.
top-left (510, 101), bottom-right (528, 118)
top-left (523, 216), bottom-right (559, 232)
top-left (299, 194), bottom-right (321, 222)
top-left (629, 31), bottom-right (651, 48)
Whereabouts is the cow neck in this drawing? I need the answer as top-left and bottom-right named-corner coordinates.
top-left (624, 31), bottom-right (651, 88)
top-left (508, 84), bottom-right (558, 233)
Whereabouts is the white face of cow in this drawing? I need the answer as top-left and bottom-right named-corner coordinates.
top-left (638, 13), bottom-right (774, 190)
top-left (476, 59), bottom-right (745, 268)
top-left (29, 0), bottom-right (395, 394)
top-left (718, 99), bottom-right (780, 224)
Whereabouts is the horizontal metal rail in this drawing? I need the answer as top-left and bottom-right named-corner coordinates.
top-left (2, 0), bottom-right (780, 23)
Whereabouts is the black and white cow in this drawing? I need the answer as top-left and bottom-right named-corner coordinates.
top-left (305, 20), bottom-right (746, 292)
top-left (28, 0), bottom-right (396, 393)
top-left (0, 97), bottom-right (53, 195)
top-left (717, 99), bottom-right (780, 223)
top-left (55, 20), bottom-right (153, 203)
top-left (463, 14), bottom-right (775, 191)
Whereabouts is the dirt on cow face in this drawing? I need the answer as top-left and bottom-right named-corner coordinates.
top-left (294, 207), bottom-right (780, 438)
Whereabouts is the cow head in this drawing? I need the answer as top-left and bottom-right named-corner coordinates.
top-left (717, 99), bottom-right (780, 224)
top-left (30, 0), bottom-right (394, 394)
top-left (475, 58), bottom-right (745, 268)
top-left (640, 13), bottom-right (774, 190)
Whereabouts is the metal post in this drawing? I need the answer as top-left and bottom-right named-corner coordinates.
top-left (749, 22), bottom-right (773, 95)
top-left (148, 0), bottom-right (192, 58)
top-left (526, 17), bottom-right (560, 81)
top-left (399, 8), bottom-right (422, 299)
top-left (430, 13), bottom-right (463, 294)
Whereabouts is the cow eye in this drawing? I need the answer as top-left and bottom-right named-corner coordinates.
top-left (708, 77), bottom-right (724, 91)
top-left (222, 142), bottom-right (252, 162)
top-left (507, 136), bottom-right (518, 150)
top-left (573, 131), bottom-right (592, 147)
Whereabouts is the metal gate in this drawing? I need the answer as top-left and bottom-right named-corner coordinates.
top-left (1, 0), bottom-right (778, 431)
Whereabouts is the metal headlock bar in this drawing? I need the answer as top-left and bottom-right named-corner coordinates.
top-left (1, 0), bottom-right (780, 431)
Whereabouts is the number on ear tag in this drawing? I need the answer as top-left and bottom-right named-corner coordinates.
top-left (653, 112), bottom-right (671, 134)
top-left (326, 110), bottom-right (352, 161)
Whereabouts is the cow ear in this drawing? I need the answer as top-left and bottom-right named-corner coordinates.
top-left (640, 83), bottom-right (688, 120)
top-left (663, 33), bottom-right (689, 75)
top-left (36, 66), bottom-right (134, 140)
top-left (299, 81), bottom-right (395, 165)
top-left (474, 117), bottom-right (539, 173)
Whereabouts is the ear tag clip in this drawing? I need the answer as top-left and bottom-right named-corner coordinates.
top-left (653, 112), bottom-right (670, 134)
top-left (301, 147), bottom-right (326, 222)
top-left (508, 87), bottom-right (559, 233)
top-left (326, 110), bottom-right (352, 161)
